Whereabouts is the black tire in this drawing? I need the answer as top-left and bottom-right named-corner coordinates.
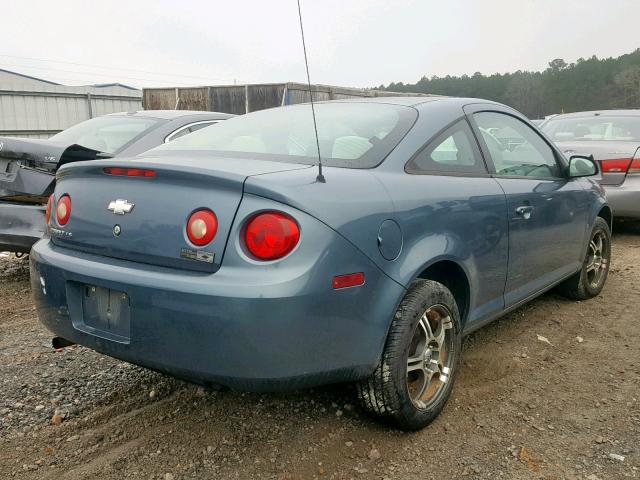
top-left (357, 279), bottom-right (462, 431)
top-left (557, 216), bottom-right (611, 300)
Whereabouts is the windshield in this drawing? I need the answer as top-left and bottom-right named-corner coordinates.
top-left (542, 115), bottom-right (640, 142)
top-left (152, 103), bottom-right (417, 168)
top-left (51, 116), bottom-right (162, 154)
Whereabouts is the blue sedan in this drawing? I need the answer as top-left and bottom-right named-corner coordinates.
top-left (30, 97), bottom-right (611, 430)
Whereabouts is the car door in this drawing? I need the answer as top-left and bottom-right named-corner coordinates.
top-left (466, 106), bottom-right (589, 307)
top-left (397, 119), bottom-right (509, 325)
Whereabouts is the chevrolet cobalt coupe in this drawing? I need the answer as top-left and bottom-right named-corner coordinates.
top-left (30, 98), bottom-right (610, 430)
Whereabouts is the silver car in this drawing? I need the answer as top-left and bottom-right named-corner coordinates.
top-left (0, 110), bottom-right (233, 253)
top-left (541, 110), bottom-right (640, 218)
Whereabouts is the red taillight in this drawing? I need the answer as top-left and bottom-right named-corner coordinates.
top-left (45, 194), bottom-right (53, 225)
top-left (600, 158), bottom-right (632, 173)
top-left (187, 209), bottom-right (218, 246)
top-left (332, 272), bottom-right (365, 289)
top-left (103, 167), bottom-right (156, 177)
top-left (244, 212), bottom-right (300, 261)
top-left (56, 195), bottom-right (71, 225)
top-left (629, 158), bottom-right (640, 174)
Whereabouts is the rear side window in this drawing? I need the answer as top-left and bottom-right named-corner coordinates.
top-left (406, 120), bottom-right (486, 175)
top-left (152, 103), bottom-right (417, 169)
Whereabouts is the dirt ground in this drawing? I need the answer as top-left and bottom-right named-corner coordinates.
top-left (1, 225), bottom-right (639, 480)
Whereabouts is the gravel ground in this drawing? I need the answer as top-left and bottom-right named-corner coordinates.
top-left (0, 225), bottom-right (639, 479)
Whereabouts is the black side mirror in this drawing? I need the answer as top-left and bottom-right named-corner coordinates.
top-left (568, 154), bottom-right (598, 178)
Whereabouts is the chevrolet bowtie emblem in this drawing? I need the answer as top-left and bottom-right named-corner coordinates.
top-left (107, 199), bottom-right (135, 215)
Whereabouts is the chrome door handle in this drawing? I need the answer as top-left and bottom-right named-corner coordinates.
top-left (515, 205), bottom-right (534, 220)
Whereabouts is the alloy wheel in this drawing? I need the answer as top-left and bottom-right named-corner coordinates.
top-left (406, 304), bottom-right (454, 409)
top-left (586, 231), bottom-right (608, 289)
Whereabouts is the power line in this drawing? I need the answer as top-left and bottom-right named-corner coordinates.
top-left (0, 53), bottom-right (237, 83)
top-left (0, 69), bottom-right (202, 88)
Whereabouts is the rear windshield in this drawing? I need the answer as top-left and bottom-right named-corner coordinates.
top-left (152, 103), bottom-right (417, 168)
top-left (542, 115), bottom-right (640, 142)
top-left (51, 116), bottom-right (162, 154)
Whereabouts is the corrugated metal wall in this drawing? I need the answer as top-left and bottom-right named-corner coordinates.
top-left (0, 71), bottom-right (143, 138)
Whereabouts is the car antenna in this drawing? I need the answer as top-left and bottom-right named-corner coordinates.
top-left (296, 0), bottom-right (325, 183)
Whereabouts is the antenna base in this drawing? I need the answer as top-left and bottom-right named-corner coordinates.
top-left (316, 173), bottom-right (326, 183)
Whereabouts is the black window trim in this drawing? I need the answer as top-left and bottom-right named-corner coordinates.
top-left (468, 109), bottom-right (569, 181)
top-left (404, 116), bottom-right (491, 177)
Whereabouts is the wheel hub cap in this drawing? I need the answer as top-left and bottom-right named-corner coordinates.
top-left (406, 304), bottom-right (454, 409)
top-left (586, 231), bottom-right (608, 288)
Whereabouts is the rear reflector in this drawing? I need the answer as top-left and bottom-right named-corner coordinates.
top-left (45, 194), bottom-right (53, 225)
top-left (56, 195), bottom-right (72, 226)
top-left (103, 167), bottom-right (156, 177)
top-left (600, 158), bottom-right (632, 173)
top-left (332, 272), bottom-right (365, 289)
top-left (187, 209), bottom-right (218, 246)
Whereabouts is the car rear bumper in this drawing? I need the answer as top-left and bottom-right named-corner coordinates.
top-left (0, 202), bottom-right (45, 253)
top-left (604, 175), bottom-right (640, 218)
top-left (30, 238), bottom-right (404, 392)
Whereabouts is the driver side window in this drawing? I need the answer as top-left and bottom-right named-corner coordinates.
top-left (474, 112), bottom-right (561, 178)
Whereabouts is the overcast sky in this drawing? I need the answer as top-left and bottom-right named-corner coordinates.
top-left (2, 0), bottom-right (639, 89)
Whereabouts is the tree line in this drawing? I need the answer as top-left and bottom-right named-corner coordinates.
top-left (381, 49), bottom-right (640, 119)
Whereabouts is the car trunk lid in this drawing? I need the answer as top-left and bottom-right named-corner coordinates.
top-left (0, 137), bottom-right (103, 204)
top-left (555, 140), bottom-right (640, 185)
top-left (50, 155), bottom-right (310, 272)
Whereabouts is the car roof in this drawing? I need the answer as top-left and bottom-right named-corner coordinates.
top-left (315, 96), bottom-right (505, 109)
top-left (547, 109), bottom-right (640, 119)
top-left (318, 96), bottom-right (448, 107)
top-left (320, 96), bottom-right (443, 106)
top-left (105, 110), bottom-right (234, 120)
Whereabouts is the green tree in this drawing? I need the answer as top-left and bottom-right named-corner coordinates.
top-left (380, 49), bottom-right (640, 118)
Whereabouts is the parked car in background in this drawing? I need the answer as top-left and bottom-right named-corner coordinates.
top-left (31, 97), bottom-right (610, 430)
top-left (0, 110), bottom-right (233, 253)
top-left (541, 110), bottom-right (640, 218)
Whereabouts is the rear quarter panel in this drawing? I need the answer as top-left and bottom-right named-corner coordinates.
top-left (246, 99), bottom-right (511, 327)
top-left (375, 171), bottom-right (508, 326)
top-left (244, 166), bottom-right (398, 271)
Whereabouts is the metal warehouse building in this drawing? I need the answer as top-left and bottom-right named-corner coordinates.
top-left (0, 68), bottom-right (142, 138)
